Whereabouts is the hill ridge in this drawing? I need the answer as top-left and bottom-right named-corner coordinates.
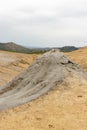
top-left (0, 42), bottom-right (78, 53)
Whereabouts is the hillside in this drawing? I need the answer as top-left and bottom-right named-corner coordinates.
top-left (59, 46), bottom-right (78, 52)
top-left (32, 46), bottom-right (78, 52)
top-left (0, 75), bottom-right (87, 130)
top-left (0, 42), bottom-right (33, 53)
top-left (0, 49), bottom-right (87, 130)
top-left (0, 50), bottom-right (38, 86)
top-left (0, 42), bottom-right (78, 53)
top-left (66, 46), bottom-right (87, 71)
top-left (1, 49), bottom-right (87, 109)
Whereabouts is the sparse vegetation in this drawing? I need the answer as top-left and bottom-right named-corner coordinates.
top-left (0, 47), bottom-right (87, 130)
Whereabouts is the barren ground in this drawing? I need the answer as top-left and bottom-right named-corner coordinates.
top-left (0, 75), bottom-right (87, 130)
top-left (0, 51), bottom-right (38, 86)
top-left (0, 48), bottom-right (87, 130)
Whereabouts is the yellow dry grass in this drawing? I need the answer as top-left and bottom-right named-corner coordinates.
top-left (0, 47), bottom-right (87, 130)
top-left (0, 75), bottom-right (87, 130)
top-left (0, 51), bottom-right (39, 86)
top-left (66, 46), bottom-right (87, 71)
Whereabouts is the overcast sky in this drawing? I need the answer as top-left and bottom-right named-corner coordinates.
top-left (0, 0), bottom-right (87, 47)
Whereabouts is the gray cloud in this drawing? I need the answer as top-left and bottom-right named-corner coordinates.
top-left (0, 0), bottom-right (87, 47)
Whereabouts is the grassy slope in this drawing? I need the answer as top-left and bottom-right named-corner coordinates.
top-left (0, 47), bottom-right (87, 130)
top-left (0, 51), bottom-right (39, 86)
top-left (66, 46), bottom-right (87, 71)
top-left (0, 75), bottom-right (87, 130)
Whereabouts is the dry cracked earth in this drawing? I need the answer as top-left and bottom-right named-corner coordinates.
top-left (0, 47), bottom-right (87, 130)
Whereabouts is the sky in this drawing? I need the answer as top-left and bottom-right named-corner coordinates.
top-left (0, 0), bottom-right (87, 47)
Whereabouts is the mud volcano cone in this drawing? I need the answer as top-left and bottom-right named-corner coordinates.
top-left (0, 49), bottom-right (87, 109)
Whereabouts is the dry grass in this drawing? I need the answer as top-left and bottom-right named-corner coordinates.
top-left (0, 48), bottom-right (87, 130)
top-left (0, 75), bottom-right (87, 130)
top-left (66, 46), bottom-right (87, 71)
top-left (0, 51), bottom-right (39, 86)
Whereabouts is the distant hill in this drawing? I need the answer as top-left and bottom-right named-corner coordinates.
top-left (0, 42), bottom-right (47, 54)
top-left (0, 42), bottom-right (79, 53)
top-left (0, 42), bottom-right (32, 53)
top-left (39, 46), bottom-right (79, 52)
top-left (59, 46), bottom-right (79, 52)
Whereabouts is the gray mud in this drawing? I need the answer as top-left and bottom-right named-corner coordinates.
top-left (0, 49), bottom-right (87, 110)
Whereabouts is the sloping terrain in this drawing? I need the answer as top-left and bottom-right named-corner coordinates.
top-left (0, 49), bottom-right (87, 130)
top-left (0, 49), bottom-right (87, 110)
top-left (0, 70), bottom-right (87, 130)
top-left (0, 42), bottom-right (79, 53)
top-left (0, 50), bottom-right (38, 86)
top-left (59, 46), bottom-right (78, 52)
top-left (0, 42), bottom-right (33, 53)
top-left (66, 46), bottom-right (87, 71)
